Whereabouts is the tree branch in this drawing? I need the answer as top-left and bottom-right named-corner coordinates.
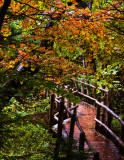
top-left (0, 0), bottom-right (11, 40)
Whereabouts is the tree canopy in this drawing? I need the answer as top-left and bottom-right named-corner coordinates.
top-left (0, 0), bottom-right (123, 99)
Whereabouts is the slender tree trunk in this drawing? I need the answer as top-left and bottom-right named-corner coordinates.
top-left (0, 0), bottom-right (11, 36)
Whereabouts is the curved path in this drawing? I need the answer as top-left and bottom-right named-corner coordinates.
top-left (63, 101), bottom-right (124, 160)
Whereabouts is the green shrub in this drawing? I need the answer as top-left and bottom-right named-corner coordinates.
top-left (111, 115), bottom-right (122, 136)
top-left (0, 96), bottom-right (54, 160)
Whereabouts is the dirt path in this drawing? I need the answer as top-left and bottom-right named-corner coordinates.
top-left (63, 102), bottom-right (124, 160)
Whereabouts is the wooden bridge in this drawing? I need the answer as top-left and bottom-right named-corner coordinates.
top-left (47, 79), bottom-right (124, 160)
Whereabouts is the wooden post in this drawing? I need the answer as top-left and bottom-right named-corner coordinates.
top-left (75, 79), bottom-right (78, 91)
top-left (107, 89), bottom-right (113, 129)
top-left (95, 104), bottom-right (101, 131)
top-left (67, 85), bottom-right (71, 108)
top-left (102, 93), bottom-right (108, 136)
top-left (54, 138), bottom-right (60, 160)
top-left (106, 90), bottom-right (109, 108)
top-left (56, 100), bottom-right (59, 110)
top-left (73, 89), bottom-right (77, 106)
top-left (103, 92), bottom-right (107, 105)
top-left (101, 90), bottom-right (106, 134)
top-left (81, 82), bottom-right (84, 93)
top-left (49, 94), bottom-right (55, 130)
top-left (48, 90), bottom-right (51, 98)
top-left (106, 89), bottom-right (113, 138)
top-left (101, 110), bottom-right (105, 134)
top-left (54, 100), bottom-right (64, 160)
top-left (93, 87), bottom-right (97, 107)
top-left (86, 81), bottom-right (90, 103)
top-left (58, 101), bottom-right (64, 138)
top-left (70, 78), bottom-right (74, 89)
top-left (69, 108), bottom-right (76, 139)
top-left (121, 116), bottom-right (124, 142)
top-left (86, 81), bottom-right (89, 96)
top-left (120, 117), bottom-right (124, 153)
top-left (79, 132), bottom-right (85, 151)
top-left (101, 90), bottom-right (104, 104)
top-left (44, 89), bottom-right (47, 99)
top-left (67, 108), bottom-right (76, 159)
top-left (93, 152), bottom-right (99, 160)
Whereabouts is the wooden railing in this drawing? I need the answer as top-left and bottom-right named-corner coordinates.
top-left (70, 78), bottom-right (124, 154)
top-left (49, 93), bottom-right (99, 160)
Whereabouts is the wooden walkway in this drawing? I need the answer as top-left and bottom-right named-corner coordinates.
top-left (62, 101), bottom-right (124, 160)
top-left (50, 81), bottom-right (124, 159)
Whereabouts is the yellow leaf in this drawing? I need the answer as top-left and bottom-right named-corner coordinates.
top-left (20, 81), bottom-right (23, 85)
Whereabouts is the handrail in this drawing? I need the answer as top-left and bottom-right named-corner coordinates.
top-left (77, 91), bottom-right (124, 126)
top-left (75, 117), bottom-right (83, 133)
top-left (95, 100), bottom-right (124, 126)
top-left (71, 78), bottom-right (109, 93)
top-left (69, 79), bottom-right (124, 153)
top-left (54, 80), bottom-right (124, 126)
top-left (95, 118), bottom-right (124, 148)
top-left (55, 98), bottom-right (61, 103)
top-left (75, 79), bottom-right (96, 89)
top-left (78, 91), bottom-right (96, 101)
top-left (64, 104), bottom-right (78, 117)
top-left (98, 87), bottom-right (109, 93)
top-left (54, 112), bottom-right (59, 121)
top-left (64, 105), bottom-right (73, 116)
top-left (56, 96), bottom-right (63, 100)
top-left (69, 105), bottom-right (79, 111)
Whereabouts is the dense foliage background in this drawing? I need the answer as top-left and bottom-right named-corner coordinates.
top-left (0, 0), bottom-right (123, 159)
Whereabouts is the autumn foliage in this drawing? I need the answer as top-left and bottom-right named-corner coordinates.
top-left (0, 0), bottom-right (123, 85)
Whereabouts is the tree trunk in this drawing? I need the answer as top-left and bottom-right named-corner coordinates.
top-left (0, 0), bottom-right (11, 39)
